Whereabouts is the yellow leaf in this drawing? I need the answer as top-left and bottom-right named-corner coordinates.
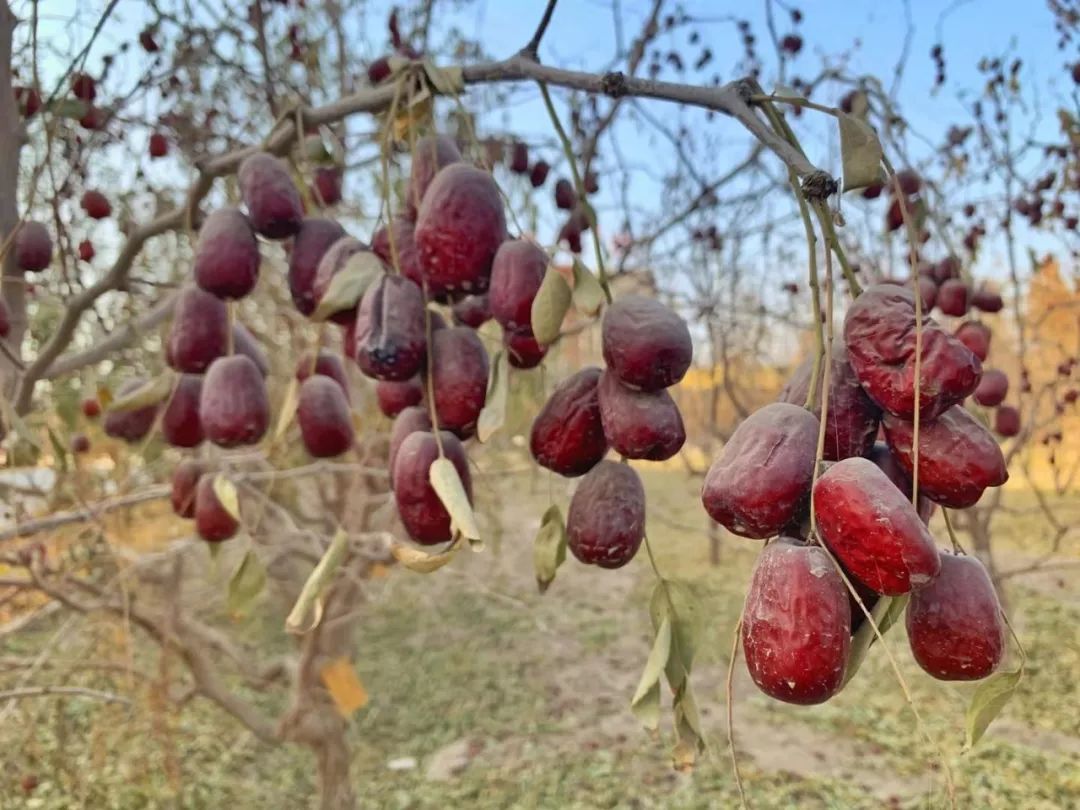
top-left (274, 377), bottom-right (300, 441)
top-left (286, 528), bottom-right (349, 634)
top-left (477, 351), bottom-right (509, 443)
top-left (212, 475), bottom-right (241, 522)
top-left (390, 538), bottom-right (461, 573)
top-left (571, 259), bottom-right (606, 316)
top-left (319, 656), bottom-right (369, 717)
top-left (429, 457), bottom-right (480, 542)
top-left (108, 371), bottom-right (176, 413)
top-left (839, 113), bottom-right (884, 192)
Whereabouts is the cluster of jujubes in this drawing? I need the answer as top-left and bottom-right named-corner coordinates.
top-left (530, 295), bottom-right (692, 569)
top-left (703, 281), bottom-right (1008, 704)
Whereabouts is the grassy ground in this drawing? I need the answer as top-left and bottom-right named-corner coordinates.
top-left (3, 465), bottom-right (1079, 809)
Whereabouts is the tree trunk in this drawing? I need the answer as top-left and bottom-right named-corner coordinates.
top-left (0, 2), bottom-right (28, 400)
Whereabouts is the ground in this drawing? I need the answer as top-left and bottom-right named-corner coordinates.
top-left (2, 465), bottom-right (1079, 809)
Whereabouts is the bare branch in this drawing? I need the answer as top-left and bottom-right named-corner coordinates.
top-left (0, 685), bottom-right (132, 705)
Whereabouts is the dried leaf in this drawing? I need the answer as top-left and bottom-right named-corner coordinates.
top-left (839, 113), bottom-right (884, 192)
top-left (571, 259), bottom-right (606, 317)
top-left (423, 61), bottom-right (465, 95)
top-left (211, 475), bottom-right (241, 522)
top-left (320, 657), bottom-right (369, 717)
top-left (274, 376), bottom-right (300, 441)
top-left (631, 615), bottom-right (672, 732)
top-left (429, 457), bottom-right (480, 542)
top-left (532, 505), bottom-right (567, 594)
top-left (672, 683), bottom-right (706, 771)
top-left (227, 550), bottom-right (266, 616)
top-left (108, 371), bottom-right (176, 413)
top-left (477, 350), bottom-right (509, 443)
top-left (286, 528), bottom-right (349, 634)
top-left (391, 538), bottom-right (461, 573)
top-left (310, 254), bottom-right (383, 321)
top-left (531, 267), bottom-right (572, 345)
top-left (964, 667), bottom-right (1024, 750)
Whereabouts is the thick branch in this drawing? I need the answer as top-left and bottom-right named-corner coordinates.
top-left (15, 53), bottom-right (824, 412)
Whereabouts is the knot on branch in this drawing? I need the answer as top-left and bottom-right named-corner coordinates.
top-left (801, 171), bottom-right (839, 201)
top-left (734, 79), bottom-right (756, 104)
top-left (601, 72), bottom-right (628, 98)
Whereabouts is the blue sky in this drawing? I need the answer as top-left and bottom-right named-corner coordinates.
top-left (24, 0), bottom-right (1077, 292)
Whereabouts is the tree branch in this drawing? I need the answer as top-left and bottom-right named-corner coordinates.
top-left (0, 685), bottom-right (132, 705)
top-left (13, 52), bottom-right (827, 412)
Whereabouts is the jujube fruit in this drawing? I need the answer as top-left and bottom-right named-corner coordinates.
top-left (200, 355), bottom-right (270, 447)
top-left (994, 404), bottom-right (1021, 437)
top-left (813, 457), bottom-right (941, 595)
top-left (407, 134), bottom-right (462, 217)
top-left (289, 218), bottom-right (347, 315)
top-left (103, 379), bottom-right (159, 443)
top-left (504, 328), bottom-right (547, 369)
top-left (313, 236), bottom-right (378, 324)
top-left (193, 208), bottom-right (260, 299)
top-left (778, 341), bottom-right (880, 461)
top-left (297, 375), bottom-right (355, 457)
top-left (238, 152), bottom-right (303, 239)
top-left (936, 279), bottom-right (971, 317)
top-left (195, 475), bottom-right (239, 542)
top-left (388, 405), bottom-right (432, 479)
top-left (883, 406), bottom-right (1008, 507)
top-left (353, 274), bottom-right (427, 381)
top-left (741, 538), bottom-right (851, 705)
top-left (489, 238), bottom-right (548, 332)
top-left (429, 326), bottom-right (489, 438)
top-left (451, 294), bottom-right (491, 329)
top-left (371, 217), bottom-right (423, 285)
top-left (392, 430), bottom-right (471, 544)
top-left (597, 370), bottom-right (685, 461)
top-left (415, 163), bottom-right (507, 295)
top-left (906, 554), bottom-right (1005, 681)
top-left (601, 295), bottom-right (692, 391)
top-left (843, 283), bottom-right (981, 420)
top-left (167, 286), bottom-right (229, 373)
top-left (973, 369), bottom-right (1009, 407)
top-left (295, 351), bottom-right (350, 398)
top-left (954, 320), bottom-right (991, 362)
top-left (161, 373), bottom-right (205, 448)
top-left (566, 460), bottom-right (646, 569)
top-left (376, 377), bottom-right (424, 418)
top-left (530, 367), bottom-right (608, 477)
top-left (81, 190), bottom-right (111, 219)
top-left (701, 402), bottom-right (819, 539)
top-left (233, 323), bottom-right (270, 377)
top-left (171, 459), bottom-right (205, 518)
top-left (13, 221), bottom-right (51, 271)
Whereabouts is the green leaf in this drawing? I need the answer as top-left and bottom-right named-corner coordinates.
top-left (429, 457), bottom-right (481, 543)
top-left (286, 528), bottom-right (349, 634)
top-left (310, 255), bottom-right (383, 321)
top-left (532, 505), bottom-right (567, 594)
top-left (649, 580), bottom-right (704, 689)
top-left (274, 376), bottom-right (300, 441)
top-left (844, 593), bottom-right (909, 685)
top-left (227, 550), bottom-right (266, 616)
top-left (964, 667), bottom-right (1024, 750)
top-left (571, 259), bottom-right (606, 316)
top-left (302, 134), bottom-right (334, 164)
top-left (530, 267), bottom-right (572, 345)
top-left (212, 475), bottom-right (241, 522)
top-left (631, 615), bottom-right (672, 732)
top-left (477, 350), bottom-right (509, 443)
top-left (839, 113), bottom-right (884, 192)
top-left (109, 372), bottom-right (176, 413)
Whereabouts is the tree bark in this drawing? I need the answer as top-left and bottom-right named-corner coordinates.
top-left (0, 1), bottom-right (27, 401)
